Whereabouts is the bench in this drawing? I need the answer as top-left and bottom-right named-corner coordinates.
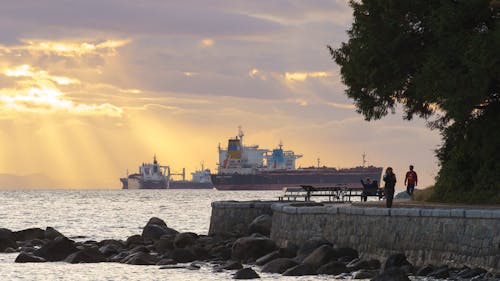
top-left (344, 188), bottom-right (384, 202)
top-left (278, 187), bottom-right (309, 201)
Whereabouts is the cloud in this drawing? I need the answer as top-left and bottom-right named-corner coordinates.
top-left (200, 38), bottom-right (215, 48)
top-left (285, 71), bottom-right (333, 82)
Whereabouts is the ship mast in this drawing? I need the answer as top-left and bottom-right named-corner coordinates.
top-left (362, 152), bottom-right (367, 167)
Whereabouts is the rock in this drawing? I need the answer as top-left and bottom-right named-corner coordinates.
top-left (99, 241), bottom-right (124, 257)
top-left (121, 251), bottom-right (158, 265)
top-left (233, 267), bottom-right (260, 279)
top-left (282, 263), bottom-right (316, 276)
top-left (372, 267), bottom-right (410, 281)
top-left (352, 269), bottom-right (378, 279)
top-left (64, 247), bottom-right (107, 263)
top-left (294, 237), bottom-right (331, 262)
top-left (174, 232), bottom-right (198, 248)
top-left (126, 235), bottom-right (144, 247)
top-left (171, 248), bottom-right (197, 263)
top-left (157, 258), bottom-right (177, 265)
top-left (210, 244), bottom-right (232, 260)
top-left (33, 236), bottom-right (78, 261)
top-left (189, 245), bottom-right (209, 260)
top-left (457, 267), bottom-right (487, 278)
top-left (261, 258), bottom-right (298, 274)
top-left (44, 227), bottom-right (64, 240)
top-left (333, 247), bottom-right (358, 261)
top-left (231, 236), bottom-right (277, 262)
top-left (154, 236), bottom-right (174, 254)
top-left (346, 258), bottom-right (370, 271)
top-left (129, 245), bottom-right (150, 253)
top-left (428, 265), bottom-right (450, 279)
top-left (383, 253), bottom-right (412, 271)
top-left (415, 265), bottom-right (434, 276)
top-left (248, 215), bottom-right (272, 236)
top-left (146, 217), bottom-right (169, 229)
top-left (0, 228), bottom-right (17, 252)
top-left (13, 228), bottom-right (45, 241)
top-left (255, 250), bottom-right (280, 266)
top-left (109, 251), bottom-right (129, 262)
top-left (216, 260), bottom-right (243, 270)
top-left (15, 252), bottom-right (46, 263)
top-left (316, 261), bottom-right (348, 275)
top-left (142, 217), bottom-right (178, 242)
top-left (302, 244), bottom-right (337, 270)
top-left (278, 244), bottom-right (298, 258)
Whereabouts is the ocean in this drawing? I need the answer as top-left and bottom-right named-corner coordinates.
top-left (0, 189), bottom-right (334, 281)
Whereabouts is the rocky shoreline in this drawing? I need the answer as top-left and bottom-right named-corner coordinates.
top-left (1, 215), bottom-right (499, 280)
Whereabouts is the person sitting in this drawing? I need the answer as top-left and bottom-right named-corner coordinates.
top-left (360, 178), bottom-right (379, 201)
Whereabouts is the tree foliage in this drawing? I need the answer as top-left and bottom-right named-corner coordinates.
top-left (330, 0), bottom-right (500, 203)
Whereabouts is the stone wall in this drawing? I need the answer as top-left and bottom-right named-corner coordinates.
top-left (271, 204), bottom-right (500, 273)
top-left (208, 201), bottom-right (274, 237)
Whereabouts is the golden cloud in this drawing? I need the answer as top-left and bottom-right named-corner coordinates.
top-left (285, 71), bottom-right (332, 82)
top-left (200, 38), bottom-right (215, 48)
top-left (327, 102), bottom-right (356, 110)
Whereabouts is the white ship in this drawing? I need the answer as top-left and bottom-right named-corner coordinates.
top-left (120, 156), bottom-right (170, 189)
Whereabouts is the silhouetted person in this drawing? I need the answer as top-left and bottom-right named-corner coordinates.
top-left (404, 165), bottom-right (418, 198)
top-left (383, 167), bottom-right (397, 208)
top-left (360, 178), bottom-right (379, 202)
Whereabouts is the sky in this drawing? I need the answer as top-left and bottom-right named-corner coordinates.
top-left (0, 0), bottom-right (441, 189)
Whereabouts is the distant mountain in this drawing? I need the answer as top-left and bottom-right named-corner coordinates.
top-left (0, 173), bottom-right (64, 189)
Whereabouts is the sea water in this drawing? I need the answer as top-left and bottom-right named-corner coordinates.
top-left (0, 189), bottom-right (338, 281)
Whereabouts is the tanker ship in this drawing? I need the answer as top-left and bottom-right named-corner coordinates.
top-left (120, 156), bottom-right (213, 189)
top-left (211, 128), bottom-right (383, 190)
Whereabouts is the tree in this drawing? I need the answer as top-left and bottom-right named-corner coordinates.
top-left (330, 0), bottom-right (500, 203)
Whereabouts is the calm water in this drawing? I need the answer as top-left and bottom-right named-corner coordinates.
top-left (0, 189), bottom-right (335, 281)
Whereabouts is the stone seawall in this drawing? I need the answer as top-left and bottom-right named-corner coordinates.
top-left (208, 201), bottom-right (274, 237)
top-left (271, 204), bottom-right (500, 273)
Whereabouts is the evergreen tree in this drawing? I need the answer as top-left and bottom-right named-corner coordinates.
top-left (330, 0), bottom-right (500, 203)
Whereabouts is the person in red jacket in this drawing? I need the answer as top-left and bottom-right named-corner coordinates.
top-left (404, 165), bottom-right (418, 197)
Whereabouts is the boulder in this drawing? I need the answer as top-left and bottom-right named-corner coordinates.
top-left (189, 245), bottom-right (209, 260)
top-left (372, 267), bottom-right (410, 281)
top-left (171, 248), bottom-right (197, 263)
top-left (209, 244), bottom-right (232, 260)
top-left (415, 265), bottom-right (434, 276)
top-left (99, 241), bottom-right (124, 257)
top-left (302, 244), bottom-right (337, 270)
top-left (154, 236), bottom-right (174, 254)
top-left (33, 236), bottom-right (78, 261)
top-left (145, 217), bottom-right (169, 229)
top-left (142, 217), bottom-right (178, 242)
top-left (129, 245), bottom-right (150, 253)
top-left (233, 267), bottom-right (260, 279)
top-left (157, 258), bottom-right (177, 265)
top-left (231, 236), bottom-right (277, 262)
top-left (282, 263), bottom-right (316, 276)
top-left (13, 228), bottom-right (45, 241)
top-left (255, 250), bottom-right (280, 266)
top-left (347, 258), bottom-right (380, 271)
top-left (248, 215), bottom-right (272, 236)
top-left (0, 228), bottom-right (17, 252)
top-left (278, 244), bottom-right (298, 258)
top-left (316, 261), bottom-right (348, 275)
top-left (457, 267), bottom-right (487, 278)
top-left (294, 237), bottom-right (331, 262)
top-left (122, 251), bottom-right (158, 265)
top-left (44, 227), bottom-right (64, 240)
top-left (261, 258), bottom-right (298, 274)
top-left (215, 260), bottom-right (243, 270)
top-left (428, 266), bottom-right (450, 279)
top-left (15, 252), bottom-right (46, 263)
top-left (333, 247), bottom-right (358, 261)
top-left (64, 247), bottom-right (107, 263)
top-left (126, 235), bottom-right (144, 247)
top-left (383, 253), bottom-right (412, 271)
top-left (174, 232), bottom-right (198, 248)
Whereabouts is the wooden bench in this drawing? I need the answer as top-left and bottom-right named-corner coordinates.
top-left (344, 187), bottom-right (384, 202)
top-left (278, 187), bottom-right (309, 201)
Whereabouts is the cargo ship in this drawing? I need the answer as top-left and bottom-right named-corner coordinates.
top-left (120, 156), bottom-right (213, 189)
top-left (211, 128), bottom-right (383, 190)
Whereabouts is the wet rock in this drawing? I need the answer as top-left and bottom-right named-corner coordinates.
top-left (171, 248), bottom-right (197, 263)
top-left (4, 247), bottom-right (17, 253)
top-left (316, 261), bottom-right (347, 275)
top-left (302, 244), bottom-right (337, 270)
top-left (352, 269), bottom-right (378, 279)
top-left (142, 217), bottom-right (178, 242)
top-left (126, 235), bottom-right (144, 247)
top-left (15, 252), bottom-right (46, 263)
top-left (233, 267), bottom-right (260, 279)
top-left (99, 241), bottom-right (124, 257)
top-left (154, 236), bottom-right (174, 254)
top-left (109, 251), bottom-right (129, 262)
top-left (333, 247), bottom-right (358, 261)
top-left (372, 267), bottom-right (410, 281)
top-left (64, 247), bottom-right (107, 263)
top-left (33, 236), bottom-right (78, 261)
top-left (13, 228), bottom-right (45, 241)
top-left (278, 244), bottom-right (298, 258)
top-left (122, 251), bottom-right (158, 265)
top-left (346, 258), bottom-right (376, 271)
top-left (157, 258), bottom-right (177, 265)
top-left (282, 263), bottom-right (316, 276)
top-left (457, 267), bottom-right (487, 278)
top-left (189, 245), bottom-right (209, 260)
top-left (215, 260), bottom-right (243, 270)
top-left (248, 214), bottom-right (272, 236)
top-left (415, 264), bottom-right (434, 276)
top-left (210, 244), bottom-right (232, 260)
top-left (255, 250), bottom-right (280, 266)
top-left (383, 253), bottom-right (412, 271)
top-left (174, 232), bottom-right (198, 248)
top-left (0, 228), bottom-right (17, 252)
top-left (146, 217), bottom-right (168, 229)
top-left (44, 227), bottom-right (64, 240)
top-left (429, 265), bottom-right (450, 279)
top-left (129, 245), bottom-right (150, 253)
top-left (261, 258), bottom-right (298, 274)
top-left (231, 235), bottom-right (277, 262)
top-left (294, 237), bottom-right (331, 262)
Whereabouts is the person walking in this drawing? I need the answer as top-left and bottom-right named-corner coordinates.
top-left (404, 165), bottom-right (418, 198)
top-left (383, 167), bottom-right (397, 208)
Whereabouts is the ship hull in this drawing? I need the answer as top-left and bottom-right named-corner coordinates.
top-left (211, 168), bottom-right (383, 190)
top-left (168, 181), bottom-right (213, 189)
top-left (121, 178), bottom-right (168, 189)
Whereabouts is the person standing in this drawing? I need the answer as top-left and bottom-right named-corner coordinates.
top-left (404, 165), bottom-right (418, 197)
top-left (383, 167), bottom-right (397, 208)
